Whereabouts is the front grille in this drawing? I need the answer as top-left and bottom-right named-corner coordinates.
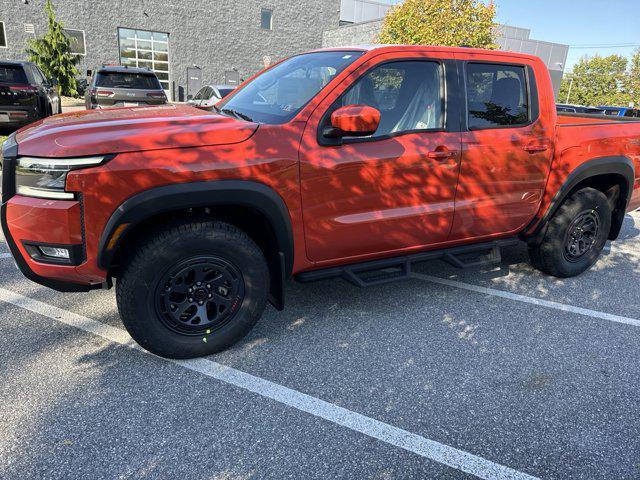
top-left (1, 133), bottom-right (18, 203)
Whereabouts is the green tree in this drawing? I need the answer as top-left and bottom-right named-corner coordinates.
top-left (378, 0), bottom-right (497, 49)
top-left (558, 54), bottom-right (630, 106)
top-left (25, 0), bottom-right (80, 96)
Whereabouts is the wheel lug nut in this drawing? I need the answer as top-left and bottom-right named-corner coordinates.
top-left (196, 282), bottom-right (202, 286)
top-left (198, 301), bottom-right (204, 305)
top-left (208, 294), bottom-right (212, 298)
top-left (188, 297), bottom-right (193, 302)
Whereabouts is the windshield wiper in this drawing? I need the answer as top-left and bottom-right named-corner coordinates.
top-left (221, 108), bottom-right (253, 122)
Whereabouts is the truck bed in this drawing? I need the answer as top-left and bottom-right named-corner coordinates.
top-left (552, 112), bottom-right (640, 214)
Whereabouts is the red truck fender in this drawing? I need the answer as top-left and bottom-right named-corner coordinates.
top-left (524, 155), bottom-right (635, 243)
top-left (97, 180), bottom-right (294, 310)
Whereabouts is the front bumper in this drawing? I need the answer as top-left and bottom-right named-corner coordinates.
top-left (1, 136), bottom-right (105, 292)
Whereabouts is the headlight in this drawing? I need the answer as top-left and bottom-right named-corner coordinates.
top-left (15, 156), bottom-right (105, 200)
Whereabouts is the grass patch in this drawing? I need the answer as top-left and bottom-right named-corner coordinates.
top-left (0, 135), bottom-right (7, 145)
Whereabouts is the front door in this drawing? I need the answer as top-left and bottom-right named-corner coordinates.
top-left (300, 54), bottom-right (462, 263)
top-left (448, 58), bottom-right (555, 240)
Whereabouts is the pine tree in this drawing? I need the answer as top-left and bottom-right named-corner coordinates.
top-left (25, 0), bottom-right (80, 97)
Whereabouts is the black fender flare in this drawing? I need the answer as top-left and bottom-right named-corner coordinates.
top-left (525, 155), bottom-right (635, 242)
top-left (98, 180), bottom-right (295, 278)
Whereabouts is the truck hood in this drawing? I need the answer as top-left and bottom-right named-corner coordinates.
top-left (15, 104), bottom-right (258, 158)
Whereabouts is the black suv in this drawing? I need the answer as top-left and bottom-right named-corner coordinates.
top-left (85, 66), bottom-right (167, 109)
top-left (0, 61), bottom-right (61, 130)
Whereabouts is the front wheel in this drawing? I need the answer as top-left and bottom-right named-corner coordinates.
top-left (528, 187), bottom-right (611, 278)
top-left (116, 221), bottom-right (269, 358)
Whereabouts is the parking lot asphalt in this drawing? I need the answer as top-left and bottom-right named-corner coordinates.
top-left (1, 211), bottom-right (639, 480)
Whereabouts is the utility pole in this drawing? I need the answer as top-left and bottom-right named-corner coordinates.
top-left (565, 75), bottom-right (574, 104)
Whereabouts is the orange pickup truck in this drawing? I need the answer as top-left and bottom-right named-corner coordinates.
top-left (2, 45), bottom-right (639, 358)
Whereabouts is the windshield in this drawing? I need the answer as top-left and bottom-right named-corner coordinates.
top-left (96, 71), bottom-right (162, 90)
top-left (217, 51), bottom-right (364, 124)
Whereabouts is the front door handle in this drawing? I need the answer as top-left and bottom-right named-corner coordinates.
top-left (523, 144), bottom-right (549, 153)
top-left (427, 148), bottom-right (457, 160)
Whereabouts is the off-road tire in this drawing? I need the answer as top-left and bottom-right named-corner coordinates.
top-left (116, 221), bottom-right (269, 358)
top-left (528, 187), bottom-right (611, 278)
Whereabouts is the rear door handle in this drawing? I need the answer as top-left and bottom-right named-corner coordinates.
top-left (523, 144), bottom-right (549, 153)
top-left (427, 148), bottom-right (457, 160)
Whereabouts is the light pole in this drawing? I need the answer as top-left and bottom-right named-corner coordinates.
top-left (565, 75), bottom-right (574, 104)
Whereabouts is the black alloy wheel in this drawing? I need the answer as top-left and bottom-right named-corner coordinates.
top-left (155, 256), bottom-right (245, 335)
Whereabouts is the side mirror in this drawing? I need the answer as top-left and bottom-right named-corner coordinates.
top-left (86, 69), bottom-right (92, 78)
top-left (326, 104), bottom-right (381, 138)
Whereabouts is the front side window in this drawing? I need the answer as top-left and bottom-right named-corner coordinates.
top-left (337, 61), bottom-right (443, 138)
top-left (0, 22), bottom-right (6, 48)
top-left (261, 9), bottom-right (273, 30)
top-left (466, 63), bottom-right (529, 129)
top-left (217, 51), bottom-right (363, 124)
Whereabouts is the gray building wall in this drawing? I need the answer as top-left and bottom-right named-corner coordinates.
top-left (0, 0), bottom-right (341, 100)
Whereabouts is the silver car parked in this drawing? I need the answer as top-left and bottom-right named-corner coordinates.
top-left (187, 85), bottom-right (236, 110)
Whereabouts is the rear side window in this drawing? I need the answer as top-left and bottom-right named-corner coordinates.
top-left (338, 61), bottom-right (444, 138)
top-left (466, 63), bottom-right (529, 129)
top-left (0, 65), bottom-right (28, 84)
top-left (95, 71), bottom-right (161, 89)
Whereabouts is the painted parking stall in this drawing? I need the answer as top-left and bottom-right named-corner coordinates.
top-left (0, 210), bottom-right (639, 478)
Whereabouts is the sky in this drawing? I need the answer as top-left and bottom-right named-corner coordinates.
top-left (377, 0), bottom-right (640, 72)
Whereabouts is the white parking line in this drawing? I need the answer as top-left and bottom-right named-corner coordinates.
top-left (414, 273), bottom-right (640, 328)
top-left (0, 287), bottom-right (538, 480)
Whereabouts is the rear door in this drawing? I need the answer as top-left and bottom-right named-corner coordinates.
top-left (299, 52), bottom-right (462, 263)
top-left (448, 56), bottom-right (555, 240)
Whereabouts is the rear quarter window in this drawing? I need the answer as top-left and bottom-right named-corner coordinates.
top-left (96, 71), bottom-right (161, 89)
top-left (466, 63), bottom-right (529, 129)
top-left (0, 65), bottom-right (28, 84)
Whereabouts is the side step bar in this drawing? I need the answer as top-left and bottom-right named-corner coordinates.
top-left (296, 239), bottom-right (521, 288)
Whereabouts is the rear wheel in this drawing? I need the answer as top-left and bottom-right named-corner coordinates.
top-left (116, 221), bottom-right (269, 358)
top-left (528, 187), bottom-right (611, 278)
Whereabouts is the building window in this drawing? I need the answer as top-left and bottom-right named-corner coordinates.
top-left (260, 8), bottom-right (273, 30)
top-left (63, 29), bottom-right (86, 55)
top-left (118, 27), bottom-right (170, 98)
top-left (0, 22), bottom-right (6, 48)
